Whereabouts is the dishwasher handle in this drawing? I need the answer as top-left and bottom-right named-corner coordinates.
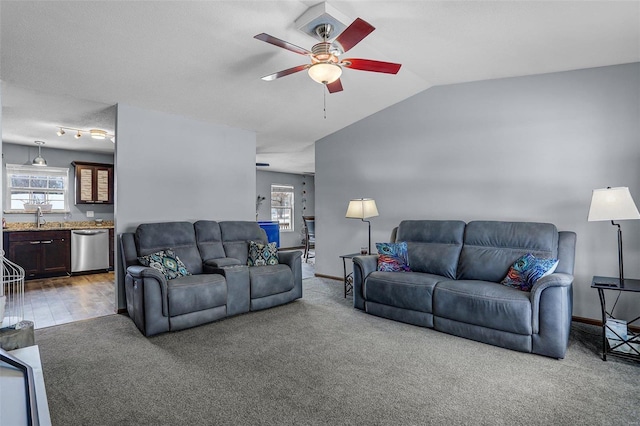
top-left (72, 229), bottom-right (108, 236)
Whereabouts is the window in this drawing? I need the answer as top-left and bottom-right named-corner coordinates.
top-left (271, 184), bottom-right (294, 232)
top-left (5, 164), bottom-right (70, 213)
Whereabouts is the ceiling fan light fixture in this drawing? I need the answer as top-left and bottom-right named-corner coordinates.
top-left (90, 129), bottom-right (107, 139)
top-left (308, 62), bottom-right (342, 84)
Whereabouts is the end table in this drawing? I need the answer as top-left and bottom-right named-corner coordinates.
top-left (591, 276), bottom-right (640, 362)
top-left (339, 253), bottom-right (361, 298)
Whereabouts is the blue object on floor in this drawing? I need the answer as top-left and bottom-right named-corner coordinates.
top-left (258, 221), bottom-right (280, 248)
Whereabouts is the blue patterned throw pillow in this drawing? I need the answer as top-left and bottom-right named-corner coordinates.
top-left (376, 242), bottom-right (411, 272)
top-left (137, 249), bottom-right (191, 280)
top-left (248, 241), bottom-right (279, 266)
top-left (501, 253), bottom-right (559, 292)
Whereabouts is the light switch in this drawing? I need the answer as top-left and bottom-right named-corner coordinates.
top-left (87, 211), bottom-right (94, 218)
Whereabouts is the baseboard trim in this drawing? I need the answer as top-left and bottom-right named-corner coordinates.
top-left (572, 316), bottom-right (600, 326)
top-left (280, 246), bottom-right (305, 251)
top-left (314, 273), bottom-right (342, 281)
top-left (572, 315), bottom-right (640, 333)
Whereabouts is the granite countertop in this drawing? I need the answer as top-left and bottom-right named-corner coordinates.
top-left (3, 220), bottom-right (114, 232)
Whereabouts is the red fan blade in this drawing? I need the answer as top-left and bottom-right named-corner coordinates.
top-left (326, 79), bottom-right (343, 93)
top-left (254, 33), bottom-right (312, 56)
top-left (261, 64), bottom-right (310, 81)
top-left (334, 18), bottom-right (375, 53)
top-left (342, 58), bottom-right (401, 74)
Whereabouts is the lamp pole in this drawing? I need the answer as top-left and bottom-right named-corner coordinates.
top-left (612, 220), bottom-right (624, 286)
top-left (362, 218), bottom-right (372, 254)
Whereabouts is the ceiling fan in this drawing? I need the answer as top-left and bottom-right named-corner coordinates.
top-left (254, 17), bottom-right (401, 93)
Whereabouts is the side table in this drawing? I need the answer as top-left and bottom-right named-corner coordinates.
top-left (591, 276), bottom-right (640, 362)
top-left (339, 253), bottom-right (361, 298)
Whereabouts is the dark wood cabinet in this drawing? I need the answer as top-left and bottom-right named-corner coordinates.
top-left (5, 230), bottom-right (71, 279)
top-left (109, 228), bottom-right (115, 270)
top-left (72, 161), bottom-right (114, 205)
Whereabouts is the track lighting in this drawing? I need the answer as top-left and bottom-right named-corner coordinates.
top-left (89, 129), bottom-right (107, 139)
top-left (56, 126), bottom-right (114, 141)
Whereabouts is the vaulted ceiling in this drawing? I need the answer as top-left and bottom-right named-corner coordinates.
top-left (1, 1), bottom-right (638, 174)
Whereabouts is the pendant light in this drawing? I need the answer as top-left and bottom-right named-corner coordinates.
top-left (32, 141), bottom-right (47, 167)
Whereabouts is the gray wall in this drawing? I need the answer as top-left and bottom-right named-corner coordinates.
top-left (315, 63), bottom-right (640, 322)
top-left (1, 142), bottom-right (115, 223)
top-left (256, 170), bottom-right (315, 248)
top-left (115, 103), bottom-right (256, 309)
top-left (0, 84), bottom-right (2, 252)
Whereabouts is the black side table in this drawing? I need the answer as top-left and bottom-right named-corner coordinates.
top-left (339, 253), bottom-right (361, 298)
top-left (591, 276), bottom-right (640, 362)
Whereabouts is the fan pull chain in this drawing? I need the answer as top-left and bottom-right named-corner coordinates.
top-left (323, 87), bottom-right (327, 119)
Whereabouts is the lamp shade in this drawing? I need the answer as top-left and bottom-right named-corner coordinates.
top-left (345, 198), bottom-right (379, 219)
top-left (588, 187), bottom-right (640, 221)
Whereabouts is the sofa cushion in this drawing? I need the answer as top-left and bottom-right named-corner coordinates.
top-left (249, 264), bottom-right (293, 299)
top-left (167, 274), bottom-right (227, 317)
top-left (365, 271), bottom-right (444, 313)
top-left (396, 220), bottom-right (466, 279)
top-left (194, 220), bottom-right (226, 261)
top-left (501, 253), bottom-right (559, 292)
top-left (135, 221), bottom-right (203, 275)
top-left (137, 249), bottom-right (191, 280)
top-left (248, 241), bottom-right (279, 266)
top-left (433, 280), bottom-right (532, 335)
top-left (376, 242), bottom-right (410, 272)
top-left (457, 221), bottom-right (558, 282)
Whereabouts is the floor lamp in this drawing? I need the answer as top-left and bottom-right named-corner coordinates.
top-left (346, 198), bottom-right (379, 254)
top-left (588, 187), bottom-right (640, 286)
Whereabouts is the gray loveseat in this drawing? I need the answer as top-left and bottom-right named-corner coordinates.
top-left (120, 220), bottom-right (302, 336)
top-left (353, 220), bottom-right (576, 359)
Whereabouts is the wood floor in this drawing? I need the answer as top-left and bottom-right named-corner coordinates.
top-left (23, 272), bottom-right (115, 329)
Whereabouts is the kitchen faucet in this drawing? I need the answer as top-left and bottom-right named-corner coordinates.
top-left (36, 206), bottom-right (46, 229)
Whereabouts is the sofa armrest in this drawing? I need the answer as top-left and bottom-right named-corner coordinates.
top-left (352, 255), bottom-right (379, 310)
top-left (124, 265), bottom-right (171, 336)
top-left (278, 250), bottom-right (302, 268)
top-left (278, 251), bottom-right (303, 292)
top-left (126, 265), bottom-right (169, 315)
top-left (530, 272), bottom-right (573, 335)
top-left (204, 265), bottom-right (250, 316)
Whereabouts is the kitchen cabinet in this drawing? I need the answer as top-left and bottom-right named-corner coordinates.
top-left (72, 161), bottom-right (114, 205)
top-left (4, 230), bottom-right (71, 279)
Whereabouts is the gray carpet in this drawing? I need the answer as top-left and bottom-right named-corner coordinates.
top-left (35, 278), bottom-right (639, 425)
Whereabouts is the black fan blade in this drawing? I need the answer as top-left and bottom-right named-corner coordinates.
top-left (254, 33), bottom-right (312, 56)
top-left (334, 18), bottom-right (375, 53)
top-left (342, 58), bottom-right (401, 74)
top-left (326, 79), bottom-right (343, 93)
top-left (261, 64), bottom-right (310, 81)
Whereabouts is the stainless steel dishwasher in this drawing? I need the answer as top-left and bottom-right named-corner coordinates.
top-left (71, 229), bottom-right (110, 273)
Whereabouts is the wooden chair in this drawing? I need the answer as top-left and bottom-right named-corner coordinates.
top-left (302, 216), bottom-right (315, 262)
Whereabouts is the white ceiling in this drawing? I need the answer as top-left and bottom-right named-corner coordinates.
top-left (1, 1), bottom-right (639, 174)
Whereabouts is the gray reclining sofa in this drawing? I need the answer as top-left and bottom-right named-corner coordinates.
top-left (353, 220), bottom-right (576, 359)
top-left (120, 220), bottom-right (302, 336)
